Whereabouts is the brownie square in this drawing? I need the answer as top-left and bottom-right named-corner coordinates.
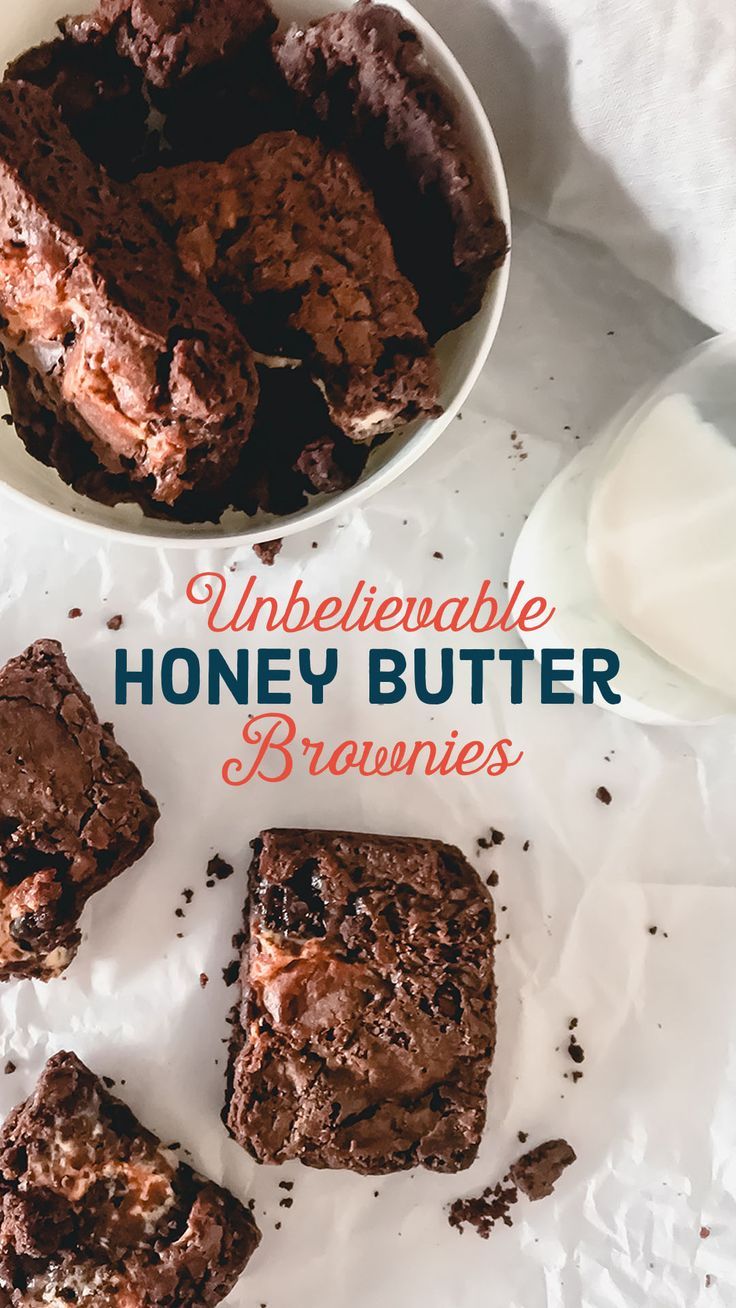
top-left (136, 131), bottom-right (440, 442)
top-left (276, 0), bottom-right (509, 339)
top-left (227, 829), bottom-right (496, 1175)
top-left (0, 639), bottom-right (159, 981)
top-left (0, 1052), bottom-right (260, 1306)
top-left (0, 80), bottom-right (258, 506)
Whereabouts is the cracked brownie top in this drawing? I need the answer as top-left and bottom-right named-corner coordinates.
top-left (227, 829), bottom-right (496, 1174)
top-left (0, 639), bottom-right (159, 981)
top-left (0, 1051), bottom-right (260, 1306)
top-left (276, 0), bottom-right (508, 338)
top-left (136, 131), bottom-right (440, 441)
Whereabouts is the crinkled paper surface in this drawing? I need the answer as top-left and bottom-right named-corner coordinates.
top-left (0, 207), bottom-right (732, 1306)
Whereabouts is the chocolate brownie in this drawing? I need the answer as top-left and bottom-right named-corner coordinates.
top-left (0, 81), bottom-right (258, 506)
top-left (276, 1), bottom-right (508, 338)
top-left (0, 639), bottom-right (159, 981)
top-left (227, 829), bottom-right (496, 1174)
top-left (4, 36), bottom-right (150, 179)
top-left (232, 366), bottom-right (369, 516)
top-left (65, 0), bottom-right (277, 90)
top-left (0, 1052), bottom-right (260, 1305)
top-left (136, 131), bottom-right (440, 440)
top-left (4, 354), bottom-right (366, 522)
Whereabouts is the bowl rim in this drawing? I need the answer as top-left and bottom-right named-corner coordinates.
top-left (0, 0), bottom-right (511, 550)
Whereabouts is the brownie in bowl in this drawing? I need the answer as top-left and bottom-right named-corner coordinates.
top-left (227, 829), bottom-right (496, 1174)
top-left (0, 80), bottom-right (258, 508)
top-left (0, 0), bottom-right (507, 530)
top-left (0, 640), bottom-right (159, 981)
top-left (0, 1051), bottom-right (260, 1306)
top-left (136, 131), bottom-right (440, 441)
top-left (276, 0), bottom-right (509, 339)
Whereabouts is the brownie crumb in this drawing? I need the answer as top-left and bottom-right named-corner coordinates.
top-left (223, 960), bottom-right (240, 987)
top-left (448, 1180), bottom-right (518, 1239)
top-left (517, 1131), bottom-right (528, 1144)
top-left (200, 973), bottom-right (209, 988)
top-left (207, 855), bottom-right (235, 882)
top-left (486, 870), bottom-right (499, 887)
top-left (568, 1035), bottom-right (585, 1065)
top-left (509, 1139), bottom-right (577, 1202)
top-left (450, 1137), bottom-right (576, 1236)
top-left (3, 1062), bottom-right (16, 1075)
top-left (706, 1274), bottom-right (714, 1288)
top-left (700, 1226), bottom-right (711, 1240)
top-left (106, 614), bottom-right (124, 631)
top-left (433, 551), bottom-right (444, 559)
top-left (522, 840), bottom-right (530, 852)
top-left (568, 1017), bottom-right (578, 1030)
top-left (175, 907), bottom-right (185, 919)
top-left (596, 785), bottom-right (612, 805)
top-left (102, 1075), bottom-right (116, 1089)
top-left (278, 1181), bottom-right (294, 1191)
top-left (279, 1196), bottom-right (293, 1208)
top-left (648, 925), bottom-right (658, 935)
top-left (182, 888), bottom-right (194, 904)
top-left (253, 539), bottom-right (283, 566)
top-left (68, 607), bottom-right (82, 619)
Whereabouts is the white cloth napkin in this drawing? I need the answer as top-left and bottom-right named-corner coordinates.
top-left (416, 0), bottom-right (736, 331)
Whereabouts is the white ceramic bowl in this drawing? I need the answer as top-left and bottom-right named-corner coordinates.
top-left (0, 0), bottom-right (510, 548)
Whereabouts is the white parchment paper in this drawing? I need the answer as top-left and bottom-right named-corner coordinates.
top-left (0, 210), bottom-right (733, 1307)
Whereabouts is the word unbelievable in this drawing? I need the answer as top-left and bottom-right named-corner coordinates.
top-left (186, 574), bottom-right (555, 635)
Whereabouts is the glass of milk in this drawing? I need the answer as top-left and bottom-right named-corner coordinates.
top-left (587, 333), bottom-right (736, 706)
top-left (510, 332), bottom-right (736, 724)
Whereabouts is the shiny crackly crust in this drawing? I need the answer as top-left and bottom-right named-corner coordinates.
top-left (0, 1052), bottom-right (261, 1306)
top-left (227, 829), bottom-right (496, 1175)
top-left (0, 640), bottom-right (159, 981)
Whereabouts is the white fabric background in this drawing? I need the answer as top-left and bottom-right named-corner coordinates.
top-left (415, 0), bottom-right (736, 331)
